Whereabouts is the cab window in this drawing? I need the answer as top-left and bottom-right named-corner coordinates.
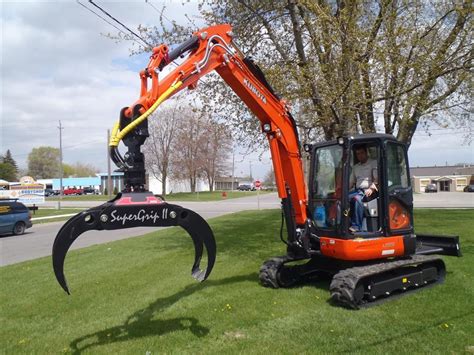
top-left (386, 143), bottom-right (409, 190)
top-left (312, 145), bottom-right (343, 229)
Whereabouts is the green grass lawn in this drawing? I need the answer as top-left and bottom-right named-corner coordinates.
top-left (1, 209), bottom-right (473, 353)
top-left (48, 190), bottom-right (271, 202)
top-left (31, 208), bottom-right (86, 224)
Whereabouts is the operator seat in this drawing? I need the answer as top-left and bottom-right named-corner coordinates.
top-left (362, 192), bottom-right (379, 232)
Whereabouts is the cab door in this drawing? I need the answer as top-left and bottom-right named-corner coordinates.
top-left (383, 142), bottom-right (414, 235)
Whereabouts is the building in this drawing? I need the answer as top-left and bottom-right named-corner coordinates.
top-left (36, 172), bottom-right (255, 194)
top-left (410, 165), bottom-right (474, 192)
top-left (147, 175), bottom-right (209, 195)
top-left (38, 173), bottom-right (124, 193)
top-left (96, 172), bottom-right (124, 193)
top-left (213, 177), bottom-right (244, 190)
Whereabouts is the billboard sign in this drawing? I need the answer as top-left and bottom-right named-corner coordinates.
top-left (0, 176), bottom-right (45, 206)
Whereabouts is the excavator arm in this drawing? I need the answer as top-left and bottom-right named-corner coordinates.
top-left (52, 24), bottom-right (310, 294)
top-left (112, 24), bottom-right (308, 224)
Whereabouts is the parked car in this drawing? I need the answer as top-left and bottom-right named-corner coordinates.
top-left (82, 187), bottom-right (98, 195)
top-left (44, 188), bottom-right (56, 197)
top-left (464, 184), bottom-right (474, 192)
top-left (0, 199), bottom-right (32, 236)
top-left (63, 187), bottom-right (83, 195)
top-left (237, 184), bottom-right (255, 191)
top-left (425, 184), bottom-right (438, 193)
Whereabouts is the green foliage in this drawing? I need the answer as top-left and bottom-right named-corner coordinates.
top-left (62, 163), bottom-right (75, 177)
top-left (0, 150), bottom-right (18, 181)
top-left (138, 1), bottom-right (472, 146)
top-left (62, 162), bottom-right (98, 178)
top-left (27, 146), bottom-right (60, 179)
top-left (70, 162), bottom-right (98, 177)
top-left (113, 186), bottom-right (118, 195)
top-left (0, 162), bottom-right (17, 181)
top-left (0, 209), bottom-right (472, 353)
top-left (31, 208), bottom-right (86, 224)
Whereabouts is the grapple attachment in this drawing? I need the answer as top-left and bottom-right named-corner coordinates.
top-left (52, 192), bottom-right (216, 294)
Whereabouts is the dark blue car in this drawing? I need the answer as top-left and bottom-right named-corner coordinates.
top-left (0, 200), bottom-right (32, 236)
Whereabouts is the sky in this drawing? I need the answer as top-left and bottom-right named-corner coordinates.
top-left (1, 0), bottom-right (472, 183)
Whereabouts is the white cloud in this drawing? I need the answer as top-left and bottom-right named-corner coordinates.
top-left (0, 0), bottom-right (201, 170)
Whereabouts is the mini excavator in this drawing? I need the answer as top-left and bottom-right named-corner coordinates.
top-left (52, 24), bottom-right (461, 308)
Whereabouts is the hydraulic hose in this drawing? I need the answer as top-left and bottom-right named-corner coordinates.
top-left (109, 80), bottom-right (183, 148)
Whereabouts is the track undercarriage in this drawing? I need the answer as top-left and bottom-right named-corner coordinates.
top-left (259, 253), bottom-right (446, 309)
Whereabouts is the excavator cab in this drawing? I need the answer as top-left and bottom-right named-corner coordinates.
top-left (309, 134), bottom-right (413, 242)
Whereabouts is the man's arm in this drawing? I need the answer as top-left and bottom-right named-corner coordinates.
top-left (349, 167), bottom-right (356, 190)
top-left (365, 161), bottom-right (378, 196)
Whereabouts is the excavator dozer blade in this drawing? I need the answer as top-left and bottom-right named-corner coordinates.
top-left (52, 192), bottom-right (216, 294)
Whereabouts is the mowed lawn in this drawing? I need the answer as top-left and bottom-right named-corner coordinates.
top-left (31, 208), bottom-right (86, 224)
top-left (47, 190), bottom-right (270, 202)
top-left (1, 209), bottom-right (472, 354)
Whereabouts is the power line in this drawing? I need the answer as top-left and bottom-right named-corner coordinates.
top-left (88, 0), bottom-right (152, 48)
top-left (145, 0), bottom-right (174, 25)
top-left (76, 1), bottom-right (123, 35)
top-left (76, 0), bottom-right (144, 48)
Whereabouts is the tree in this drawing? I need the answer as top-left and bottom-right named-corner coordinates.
top-left (62, 163), bottom-right (75, 178)
top-left (0, 149), bottom-right (18, 181)
top-left (143, 99), bottom-right (183, 196)
top-left (62, 162), bottom-right (98, 177)
top-left (2, 150), bottom-right (18, 179)
top-left (70, 162), bottom-right (98, 177)
top-left (200, 119), bottom-right (232, 192)
top-left (262, 167), bottom-right (276, 187)
top-left (27, 146), bottom-right (60, 179)
top-left (170, 108), bottom-right (207, 192)
top-left (0, 163), bottom-right (17, 182)
top-left (135, 0), bottom-right (472, 147)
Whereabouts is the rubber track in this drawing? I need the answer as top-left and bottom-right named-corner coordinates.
top-left (259, 256), bottom-right (292, 288)
top-left (329, 254), bottom-right (445, 309)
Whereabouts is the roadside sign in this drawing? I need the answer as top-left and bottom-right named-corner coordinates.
top-left (0, 175), bottom-right (45, 206)
top-left (255, 180), bottom-right (261, 188)
top-left (9, 184), bottom-right (45, 205)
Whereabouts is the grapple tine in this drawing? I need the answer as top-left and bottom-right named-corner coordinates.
top-left (177, 208), bottom-right (216, 281)
top-left (51, 192), bottom-right (216, 294)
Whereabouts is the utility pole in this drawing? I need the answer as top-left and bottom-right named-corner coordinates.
top-left (107, 129), bottom-right (112, 198)
top-left (58, 120), bottom-right (64, 210)
top-left (231, 151), bottom-right (235, 191)
top-left (249, 161), bottom-right (253, 181)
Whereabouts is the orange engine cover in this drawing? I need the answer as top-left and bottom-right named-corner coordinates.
top-left (320, 236), bottom-right (405, 261)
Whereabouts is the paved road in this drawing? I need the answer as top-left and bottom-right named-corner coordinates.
top-left (413, 191), bottom-right (474, 208)
top-left (0, 193), bottom-right (280, 266)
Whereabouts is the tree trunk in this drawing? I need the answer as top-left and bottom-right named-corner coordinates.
top-left (161, 172), bottom-right (167, 196)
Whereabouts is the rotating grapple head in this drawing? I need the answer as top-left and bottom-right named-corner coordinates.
top-left (52, 192), bottom-right (216, 294)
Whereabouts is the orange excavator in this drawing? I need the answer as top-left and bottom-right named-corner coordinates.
top-left (52, 24), bottom-right (461, 308)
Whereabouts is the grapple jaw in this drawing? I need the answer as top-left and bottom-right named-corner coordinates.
top-left (52, 192), bottom-right (216, 294)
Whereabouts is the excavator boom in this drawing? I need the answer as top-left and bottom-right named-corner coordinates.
top-left (52, 24), bottom-right (309, 293)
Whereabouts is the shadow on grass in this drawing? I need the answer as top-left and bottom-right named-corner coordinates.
top-left (69, 272), bottom-right (257, 354)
